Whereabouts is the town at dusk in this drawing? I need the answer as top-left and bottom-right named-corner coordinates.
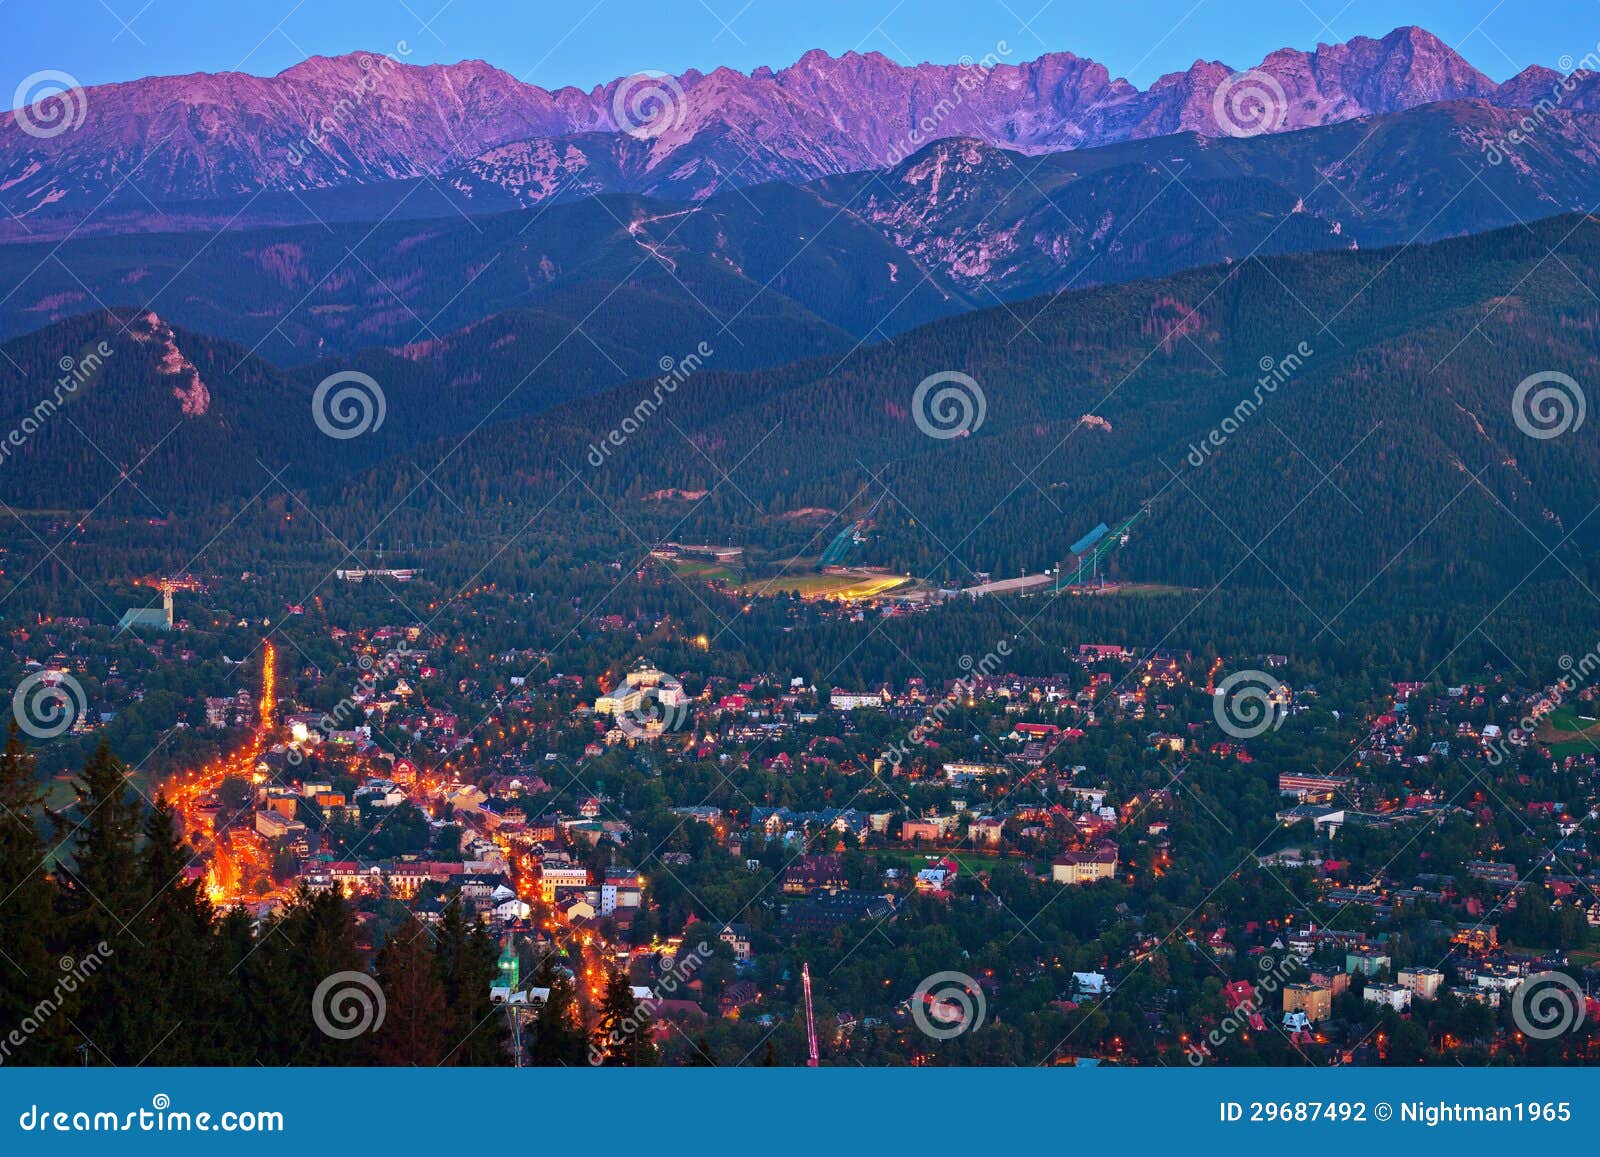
top-left (0, 0), bottom-right (1597, 1145)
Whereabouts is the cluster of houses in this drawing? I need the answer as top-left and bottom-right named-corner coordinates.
top-left (1274, 928), bottom-right (1596, 1032)
top-left (68, 580), bottom-right (1597, 1059)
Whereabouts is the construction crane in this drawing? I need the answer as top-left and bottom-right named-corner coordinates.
top-left (802, 962), bottom-right (819, 1067)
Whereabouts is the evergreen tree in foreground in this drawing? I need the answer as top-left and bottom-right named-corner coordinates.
top-left (56, 742), bottom-right (146, 1063)
top-left (594, 965), bottom-right (658, 1066)
top-left (246, 886), bottom-right (370, 1065)
top-left (433, 893), bottom-right (508, 1064)
top-left (133, 798), bottom-right (218, 1063)
top-left (372, 916), bottom-right (453, 1065)
top-left (528, 951), bottom-right (588, 1066)
top-left (0, 724), bottom-right (69, 1064)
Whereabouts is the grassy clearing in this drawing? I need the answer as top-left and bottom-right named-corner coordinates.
top-left (663, 558), bottom-right (740, 584)
top-left (1107, 583), bottom-right (1187, 598)
top-left (1534, 707), bottom-right (1600, 756)
top-left (1540, 706), bottom-right (1598, 734)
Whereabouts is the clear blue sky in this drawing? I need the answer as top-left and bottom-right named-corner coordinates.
top-left (5, 0), bottom-right (1596, 96)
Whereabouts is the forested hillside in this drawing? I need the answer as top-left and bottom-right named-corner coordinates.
top-left (319, 214), bottom-right (1600, 617)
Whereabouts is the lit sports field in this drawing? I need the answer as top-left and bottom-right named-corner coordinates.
top-left (661, 557), bottom-right (740, 583)
top-left (740, 572), bottom-right (909, 601)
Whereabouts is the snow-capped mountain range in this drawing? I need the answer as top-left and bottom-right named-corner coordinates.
top-left (2, 25), bottom-right (1591, 224)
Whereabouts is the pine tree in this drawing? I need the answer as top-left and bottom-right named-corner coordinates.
top-left (208, 906), bottom-right (259, 1064)
top-left (371, 916), bottom-right (453, 1065)
top-left (0, 723), bottom-right (69, 1063)
top-left (58, 742), bottom-right (143, 924)
top-left (250, 887), bottom-right (368, 1065)
top-left (131, 797), bottom-right (215, 1063)
top-left (528, 952), bottom-right (588, 1065)
top-left (594, 965), bottom-right (658, 1066)
top-left (56, 741), bottom-right (146, 1063)
top-left (433, 894), bottom-right (507, 1065)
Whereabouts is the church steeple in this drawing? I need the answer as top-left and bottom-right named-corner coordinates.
top-left (498, 933), bottom-right (520, 991)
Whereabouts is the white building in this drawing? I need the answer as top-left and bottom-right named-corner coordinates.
top-left (1362, 983), bottom-right (1412, 1012)
top-left (1397, 967), bottom-right (1444, 1001)
top-left (829, 689), bottom-right (886, 711)
top-left (493, 897), bottom-right (531, 922)
top-left (594, 662), bottom-right (689, 735)
top-left (1072, 972), bottom-right (1107, 996)
top-left (600, 872), bottom-right (643, 915)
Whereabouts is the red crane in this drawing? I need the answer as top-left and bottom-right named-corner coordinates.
top-left (801, 962), bottom-right (819, 1067)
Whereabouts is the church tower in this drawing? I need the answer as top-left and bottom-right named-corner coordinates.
top-left (497, 933), bottom-right (519, 992)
